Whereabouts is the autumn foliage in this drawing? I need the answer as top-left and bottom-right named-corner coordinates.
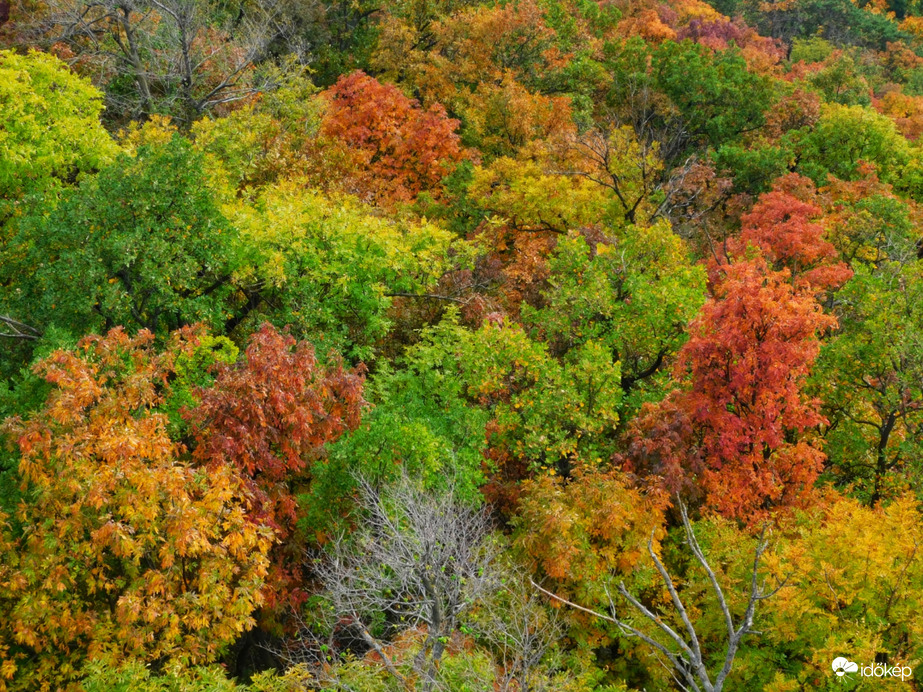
top-left (0, 328), bottom-right (272, 687)
top-left (188, 324), bottom-right (366, 614)
top-left (320, 71), bottom-right (471, 206)
top-left (625, 256), bottom-right (835, 520)
top-left (515, 468), bottom-right (667, 603)
top-left (734, 174), bottom-right (853, 291)
top-left (622, 176), bottom-right (853, 519)
top-left (5, 1), bottom-right (923, 687)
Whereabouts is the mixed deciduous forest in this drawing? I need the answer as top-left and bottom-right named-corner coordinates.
top-left (2, 0), bottom-right (923, 687)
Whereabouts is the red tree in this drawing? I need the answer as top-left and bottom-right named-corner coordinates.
top-left (624, 258), bottom-right (836, 520)
top-left (320, 71), bottom-right (471, 206)
top-left (187, 324), bottom-right (366, 614)
top-left (733, 174), bottom-right (852, 291)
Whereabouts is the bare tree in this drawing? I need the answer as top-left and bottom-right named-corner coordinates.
top-left (287, 475), bottom-right (498, 692)
top-left (532, 503), bottom-right (788, 692)
top-left (471, 568), bottom-right (564, 692)
top-left (34, 0), bottom-right (293, 123)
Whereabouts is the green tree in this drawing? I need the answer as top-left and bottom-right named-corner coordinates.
top-left (603, 38), bottom-right (774, 166)
top-left (793, 104), bottom-right (910, 185)
top-left (524, 223), bottom-right (706, 409)
top-left (813, 188), bottom-right (923, 503)
top-left (653, 40), bottom-right (773, 151)
top-left (5, 135), bottom-right (243, 340)
top-left (229, 180), bottom-right (464, 360)
top-left (806, 52), bottom-right (871, 107)
top-left (302, 329), bottom-right (491, 539)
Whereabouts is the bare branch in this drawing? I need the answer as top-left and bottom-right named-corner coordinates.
top-left (290, 474), bottom-right (498, 692)
top-left (0, 315), bottom-right (42, 340)
top-left (531, 499), bottom-right (786, 692)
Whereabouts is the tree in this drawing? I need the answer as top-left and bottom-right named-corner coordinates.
top-left (524, 223), bottom-right (706, 404)
top-left (300, 318), bottom-right (492, 541)
top-left (228, 180), bottom-right (463, 361)
top-left (532, 503), bottom-right (786, 692)
top-left (564, 123), bottom-right (666, 226)
top-left (734, 173), bottom-right (853, 291)
top-left (311, 313), bottom-right (622, 515)
top-left (320, 71), bottom-right (472, 207)
top-left (0, 327), bottom-right (272, 688)
top-left (369, 0), bottom-right (574, 160)
top-left (468, 570), bottom-right (566, 692)
top-left (625, 257), bottom-right (836, 519)
top-left (762, 493), bottom-right (923, 689)
top-left (783, 172), bottom-right (923, 503)
top-left (603, 37), bottom-right (774, 165)
top-left (187, 323), bottom-right (366, 616)
top-left (0, 49), bottom-right (116, 220)
top-left (793, 103), bottom-right (911, 186)
top-left (468, 154), bottom-right (609, 235)
top-left (812, 213), bottom-right (923, 502)
top-left (514, 467), bottom-right (668, 613)
top-left (6, 135), bottom-right (242, 339)
top-left (676, 16), bottom-right (784, 69)
top-left (745, 0), bottom-right (907, 50)
top-left (652, 40), bottom-right (773, 152)
top-left (191, 70), bottom-right (323, 191)
top-left (293, 475), bottom-right (497, 692)
top-left (679, 258), bottom-right (834, 518)
top-left (688, 492), bottom-right (923, 690)
top-left (806, 51), bottom-right (871, 107)
top-left (34, 0), bottom-right (288, 124)
top-left (452, 318), bottom-right (622, 508)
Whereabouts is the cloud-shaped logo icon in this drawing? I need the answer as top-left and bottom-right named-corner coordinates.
top-left (832, 657), bottom-right (859, 677)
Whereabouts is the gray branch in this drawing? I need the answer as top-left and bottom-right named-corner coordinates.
top-left (532, 500), bottom-right (788, 692)
top-left (0, 315), bottom-right (42, 340)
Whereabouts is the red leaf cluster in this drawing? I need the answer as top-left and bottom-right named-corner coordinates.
top-left (187, 323), bottom-right (366, 614)
top-left (320, 71), bottom-right (472, 206)
top-left (733, 174), bottom-right (853, 291)
top-left (190, 323), bottom-right (365, 527)
top-left (625, 258), bottom-right (835, 520)
top-left (677, 17), bottom-right (784, 64)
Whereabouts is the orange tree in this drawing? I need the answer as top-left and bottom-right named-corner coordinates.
top-left (0, 328), bottom-right (272, 689)
top-left (319, 71), bottom-right (472, 207)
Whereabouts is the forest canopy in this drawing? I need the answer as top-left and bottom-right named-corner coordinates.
top-left (2, 0), bottom-right (923, 688)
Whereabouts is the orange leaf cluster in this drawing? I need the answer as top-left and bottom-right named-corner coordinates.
top-left (0, 328), bottom-right (271, 686)
top-left (320, 71), bottom-right (471, 207)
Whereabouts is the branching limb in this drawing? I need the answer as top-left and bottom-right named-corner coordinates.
top-left (531, 499), bottom-right (787, 692)
top-left (0, 315), bottom-right (42, 340)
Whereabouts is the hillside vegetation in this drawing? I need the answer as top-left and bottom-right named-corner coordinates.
top-left (2, 0), bottom-right (923, 688)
